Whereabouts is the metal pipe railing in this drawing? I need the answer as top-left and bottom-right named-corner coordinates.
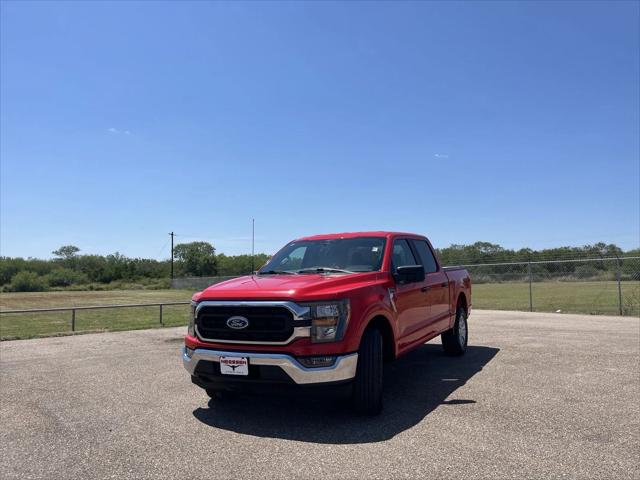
top-left (0, 301), bottom-right (191, 332)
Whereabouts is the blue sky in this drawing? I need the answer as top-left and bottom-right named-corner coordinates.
top-left (1, 1), bottom-right (638, 259)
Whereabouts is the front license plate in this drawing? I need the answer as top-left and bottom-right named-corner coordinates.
top-left (219, 356), bottom-right (249, 376)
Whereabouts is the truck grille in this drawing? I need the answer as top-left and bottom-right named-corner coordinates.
top-left (196, 305), bottom-right (295, 343)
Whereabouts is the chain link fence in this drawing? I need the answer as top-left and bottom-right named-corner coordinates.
top-left (464, 256), bottom-right (640, 316)
top-left (171, 256), bottom-right (640, 317)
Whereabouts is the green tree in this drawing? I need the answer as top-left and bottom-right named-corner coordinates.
top-left (217, 253), bottom-right (271, 275)
top-left (46, 268), bottom-right (89, 287)
top-left (52, 245), bottom-right (80, 260)
top-left (0, 257), bottom-right (25, 285)
top-left (173, 242), bottom-right (218, 276)
top-left (7, 271), bottom-right (48, 292)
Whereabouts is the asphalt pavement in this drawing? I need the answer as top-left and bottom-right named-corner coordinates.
top-left (1, 310), bottom-right (638, 479)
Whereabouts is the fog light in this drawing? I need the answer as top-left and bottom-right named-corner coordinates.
top-left (185, 347), bottom-right (194, 358)
top-left (298, 355), bottom-right (337, 368)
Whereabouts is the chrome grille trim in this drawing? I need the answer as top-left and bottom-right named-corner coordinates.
top-left (194, 300), bottom-right (311, 345)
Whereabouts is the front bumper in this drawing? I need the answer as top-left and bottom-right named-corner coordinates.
top-left (182, 347), bottom-right (358, 385)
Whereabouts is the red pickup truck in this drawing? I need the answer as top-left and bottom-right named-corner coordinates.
top-left (183, 231), bottom-right (471, 414)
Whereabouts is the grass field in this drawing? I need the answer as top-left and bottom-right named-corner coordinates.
top-left (0, 290), bottom-right (194, 340)
top-left (473, 281), bottom-right (639, 316)
top-left (1, 281), bottom-right (638, 340)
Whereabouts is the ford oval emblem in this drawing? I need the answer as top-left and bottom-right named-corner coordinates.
top-left (226, 316), bottom-right (249, 330)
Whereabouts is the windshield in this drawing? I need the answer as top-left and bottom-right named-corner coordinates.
top-left (258, 237), bottom-right (386, 274)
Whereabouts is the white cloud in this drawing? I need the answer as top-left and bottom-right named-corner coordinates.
top-left (434, 153), bottom-right (449, 159)
top-left (107, 127), bottom-right (132, 135)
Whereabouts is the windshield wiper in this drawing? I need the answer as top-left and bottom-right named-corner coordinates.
top-left (297, 267), bottom-right (355, 274)
top-left (257, 270), bottom-right (298, 275)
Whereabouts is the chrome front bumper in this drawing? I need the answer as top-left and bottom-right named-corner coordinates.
top-left (182, 347), bottom-right (358, 385)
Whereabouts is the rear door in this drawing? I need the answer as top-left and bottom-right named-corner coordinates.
top-left (411, 239), bottom-right (451, 333)
top-left (391, 238), bottom-right (430, 344)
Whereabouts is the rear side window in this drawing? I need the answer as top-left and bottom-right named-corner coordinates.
top-left (412, 240), bottom-right (438, 273)
top-left (391, 239), bottom-right (417, 270)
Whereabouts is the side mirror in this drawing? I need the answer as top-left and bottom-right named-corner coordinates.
top-left (394, 265), bottom-right (425, 284)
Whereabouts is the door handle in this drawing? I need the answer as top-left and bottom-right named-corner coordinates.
top-left (440, 282), bottom-right (448, 288)
top-left (421, 286), bottom-right (430, 293)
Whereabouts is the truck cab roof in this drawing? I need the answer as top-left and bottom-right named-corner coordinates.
top-left (296, 231), bottom-right (426, 242)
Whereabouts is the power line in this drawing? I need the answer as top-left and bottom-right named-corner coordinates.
top-left (154, 238), bottom-right (170, 259)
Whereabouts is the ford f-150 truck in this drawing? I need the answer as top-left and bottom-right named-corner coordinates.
top-left (183, 231), bottom-right (471, 414)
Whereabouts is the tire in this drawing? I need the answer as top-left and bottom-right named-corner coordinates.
top-left (441, 306), bottom-right (468, 356)
top-left (352, 328), bottom-right (384, 415)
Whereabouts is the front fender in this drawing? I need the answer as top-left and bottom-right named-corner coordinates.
top-left (348, 287), bottom-right (398, 355)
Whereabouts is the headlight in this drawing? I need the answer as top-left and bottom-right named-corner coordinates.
top-left (188, 301), bottom-right (196, 337)
top-left (303, 299), bottom-right (350, 343)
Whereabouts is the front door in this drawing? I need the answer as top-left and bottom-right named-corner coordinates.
top-left (390, 239), bottom-right (430, 346)
top-left (411, 239), bottom-right (451, 333)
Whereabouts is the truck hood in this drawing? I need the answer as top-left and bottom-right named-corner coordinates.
top-left (194, 272), bottom-right (387, 301)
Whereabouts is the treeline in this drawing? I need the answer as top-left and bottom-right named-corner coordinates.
top-left (0, 242), bottom-right (270, 292)
top-left (435, 242), bottom-right (639, 283)
top-left (435, 241), bottom-right (639, 266)
top-left (1, 241), bottom-right (638, 292)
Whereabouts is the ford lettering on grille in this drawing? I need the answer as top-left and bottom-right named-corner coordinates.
top-left (226, 316), bottom-right (250, 330)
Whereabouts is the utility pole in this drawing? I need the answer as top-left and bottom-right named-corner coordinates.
top-left (169, 232), bottom-right (174, 279)
top-left (251, 218), bottom-right (255, 274)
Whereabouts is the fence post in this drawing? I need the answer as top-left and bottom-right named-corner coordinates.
top-left (617, 257), bottom-right (623, 316)
top-left (528, 261), bottom-right (533, 312)
top-left (71, 308), bottom-right (76, 332)
top-left (159, 304), bottom-right (164, 326)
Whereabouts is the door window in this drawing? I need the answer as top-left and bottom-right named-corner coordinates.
top-left (391, 239), bottom-right (417, 271)
top-left (412, 240), bottom-right (438, 273)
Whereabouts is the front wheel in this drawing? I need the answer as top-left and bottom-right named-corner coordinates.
top-left (441, 306), bottom-right (468, 356)
top-left (351, 328), bottom-right (384, 415)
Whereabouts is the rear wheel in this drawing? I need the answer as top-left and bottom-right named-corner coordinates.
top-left (351, 328), bottom-right (384, 415)
top-left (441, 306), bottom-right (468, 356)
